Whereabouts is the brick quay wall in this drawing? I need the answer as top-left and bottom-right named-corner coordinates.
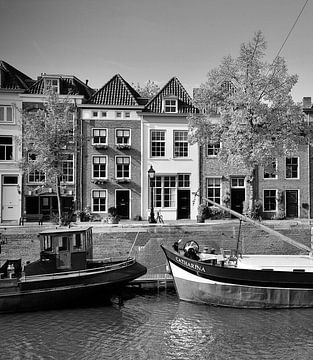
top-left (0, 221), bottom-right (312, 275)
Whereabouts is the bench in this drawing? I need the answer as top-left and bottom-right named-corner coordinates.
top-left (20, 214), bottom-right (44, 226)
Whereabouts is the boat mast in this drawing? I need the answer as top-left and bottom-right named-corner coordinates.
top-left (197, 194), bottom-right (312, 254)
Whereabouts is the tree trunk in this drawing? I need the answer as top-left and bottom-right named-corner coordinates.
top-left (56, 175), bottom-right (62, 226)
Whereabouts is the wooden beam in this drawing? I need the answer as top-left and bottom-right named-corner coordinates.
top-left (201, 196), bottom-right (312, 254)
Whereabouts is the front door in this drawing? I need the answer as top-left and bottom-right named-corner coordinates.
top-left (231, 189), bottom-right (245, 214)
top-left (116, 190), bottom-right (130, 219)
top-left (286, 190), bottom-right (298, 218)
top-left (177, 190), bottom-right (190, 219)
top-left (2, 185), bottom-right (19, 221)
top-left (40, 196), bottom-right (58, 220)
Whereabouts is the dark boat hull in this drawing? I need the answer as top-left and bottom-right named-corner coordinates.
top-left (0, 262), bottom-right (146, 313)
top-left (161, 245), bottom-right (313, 308)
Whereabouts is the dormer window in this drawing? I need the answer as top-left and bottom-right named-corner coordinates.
top-left (44, 78), bottom-right (59, 94)
top-left (163, 98), bottom-right (178, 113)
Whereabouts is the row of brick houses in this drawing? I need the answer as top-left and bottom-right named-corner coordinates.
top-left (0, 60), bottom-right (313, 224)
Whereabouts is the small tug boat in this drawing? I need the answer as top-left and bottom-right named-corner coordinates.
top-left (162, 197), bottom-right (313, 309)
top-left (0, 227), bottom-right (146, 312)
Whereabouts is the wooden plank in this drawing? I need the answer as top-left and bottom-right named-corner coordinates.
top-left (201, 196), bottom-right (312, 253)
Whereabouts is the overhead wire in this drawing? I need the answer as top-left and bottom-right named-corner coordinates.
top-left (258, 0), bottom-right (309, 99)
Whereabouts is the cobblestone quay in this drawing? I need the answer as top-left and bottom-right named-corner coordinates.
top-left (0, 220), bottom-right (311, 276)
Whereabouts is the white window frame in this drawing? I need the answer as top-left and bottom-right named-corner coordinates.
top-left (152, 175), bottom-right (176, 209)
top-left (207, 177), bottom-right (222, 204)
top-left (115, 128), bottom-right (131, 145)
top-left (207, 143), bottom-right (220, 157)
top-left (115, 156), bottom-right (131, 179)
top-left (286, 157), bottom-right (299, 179)
top-left (91, 189), bottom-right (107, 213)
top-left (173, 130), bottom-right (189, 158)
top-left (150, 130), bottom-right (166, 158)
top-left (163, 98), bottom-right (178, 113)
top-left (61, 154), bottom-right (74, 184)
top-left (92, 128), bottom-right (108, 145)
top-left (0, 105), bottom-right (14, 123)
top-left (263, 160), bottom-right (278, 180)
top-left (231, 177), bottom-right (245, 188)
top-left (92, 155), bottom-right (107, 179)
top-left (263, 189), bottom-right (277, 212)
top-left (0, 136), bottom-right (14, 161)
top-left (27, 153), bottom-right (46, 183)
top-left (44, 78), bottom-right (59, 94)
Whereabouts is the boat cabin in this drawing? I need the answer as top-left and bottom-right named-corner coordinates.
top-left (24, 227), bottom-right (93, 276)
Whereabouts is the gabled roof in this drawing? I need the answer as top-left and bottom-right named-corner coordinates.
top-left (144, 77), bottom-right (198, 113)
top-left (0, 60), bottom-right (34, 90)
top-left (27, 74), bottom-right (94, 98)
top-left (88, 74), bottom-right (142, 106)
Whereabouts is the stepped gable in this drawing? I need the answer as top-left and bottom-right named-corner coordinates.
top-left (143, 76), bottom-right (199, 114)
top-left (88, 74), bottom-right (141, 106)
top-left (0, 60), bottom-right (34, 90)
top-left (27, 74), bottom-right (94, 98)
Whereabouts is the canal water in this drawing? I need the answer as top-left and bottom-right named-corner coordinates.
top-left (1, 288), bottom-right (313, 360)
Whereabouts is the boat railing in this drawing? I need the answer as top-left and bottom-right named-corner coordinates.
top-left (21, 258), bottom-right (136, 282)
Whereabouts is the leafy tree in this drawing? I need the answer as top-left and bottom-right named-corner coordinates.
top-left (21, 92), bottom-right (77, 225)
top-left (133, 80), bottom-right (160, 98)
top-left (188, 31), bottom-right (306, 214)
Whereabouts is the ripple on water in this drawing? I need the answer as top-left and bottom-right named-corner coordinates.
top-left (1, 290), bottom-right (313, 360)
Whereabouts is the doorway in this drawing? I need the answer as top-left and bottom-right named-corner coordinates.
top-left (116, 190), bottom-right (130, 219)
top-left (286, 190), bottom-right (298, 218)
top-left (177, 190), bottom-right (190, 219)
top-left (2, 185), bottom-right (19, 221)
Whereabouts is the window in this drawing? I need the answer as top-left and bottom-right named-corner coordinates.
top-left (0, 106), bottom-right (13, 123)
top-left (125, 112), bottom-right (130, 118)
top-left (151, 130), bottom-right (165, 157)
top-left (116, 112), bottom-right (122, 118)
top-left (59, 236), bottom-right (69, 251)
top-left (0, 136), bottom-right (13, 160)
top-left (93, 129), bottom-right (107, 145)
top-left (163, 99), bottom-right (177, 113)
top-left (116, 156), bottom-right (130, 178)
top-left (207, 143), bottom-right (220, 156)
top-left (74, 234), bottom-right (82, 249)
top-left (178, 174), bottom-right (190, 188)
top-left (3, 176), bottom-right (18, 184)
top-left (152, 176), bottom-right (176, 208)
top-left (174, 131), bottom-right (188, 157)
top-left (44, 78), bottom-right (59, 93)
top-left (92, 111), bottom-right (98, 117)
top-left (264, 190), bottom-right (277, 211)
top-left (43, 236), bottom-right (52, 251)
top-left (27, 154), bottom-right (45, 183)
top-left (231, 178), bottom-right (245, 188)
top-left (101, 111), bottom-right (107, 118)
top-left (264, 161), bottom-right (277, 179)
top-left (92, 156), bottom-right (107, 178)
top-left (61, 154), bottom-right (74, 183)
top-left (207, 178), bottom-right (221, 204)
top-left (286, 157), bottom-right (299, 179)
top-left (116, 129), bottom-right (130, 145)
top-left (92, 190), bottom-right (106, 212)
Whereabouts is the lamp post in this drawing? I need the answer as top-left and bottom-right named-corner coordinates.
top-left (148, 165), bottom-right (156, 223)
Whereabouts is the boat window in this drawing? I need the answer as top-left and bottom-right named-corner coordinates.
top-left (43, 236), bottom-right (52, 251)
top-left (74, 234), bottom-right (82, 249)
top-left (59, 237), bottom-right (69, 251)
top-left (293, 269), bottom-right (305, 272)
top-left (261, 269), bottom-right (274, 271)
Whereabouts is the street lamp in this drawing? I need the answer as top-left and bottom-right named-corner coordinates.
top-left (148, 165), bottom-right (156, 223)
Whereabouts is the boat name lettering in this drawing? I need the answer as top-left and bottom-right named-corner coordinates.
top-left (175, 257), bottom-right (206, 273)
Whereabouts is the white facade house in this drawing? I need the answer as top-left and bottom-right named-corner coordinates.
top-left (140, 77), bottom-right (199, 221)
top-left (0, 61), bottom-right (34, 224)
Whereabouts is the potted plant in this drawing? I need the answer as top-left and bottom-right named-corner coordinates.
top-left (107, 207), bottom-right (120, 224)
top-left (197, 204), bottom-right (208, 223)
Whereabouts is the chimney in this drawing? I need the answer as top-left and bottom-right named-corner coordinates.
top-left (85, 79), bottom-right (89, 86)
top-left (303, 97), bottom-right (312, 109)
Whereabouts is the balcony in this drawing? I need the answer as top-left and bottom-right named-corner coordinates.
top-left (91, 179), bottom-right (107, 185)
top-left (116, 144), bottom-right (131, 150)
top-left (92, 144), bottom-right (108, 150)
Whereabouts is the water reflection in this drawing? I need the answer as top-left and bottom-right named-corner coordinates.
top-left (1, 290), bottom-right (313, 359)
